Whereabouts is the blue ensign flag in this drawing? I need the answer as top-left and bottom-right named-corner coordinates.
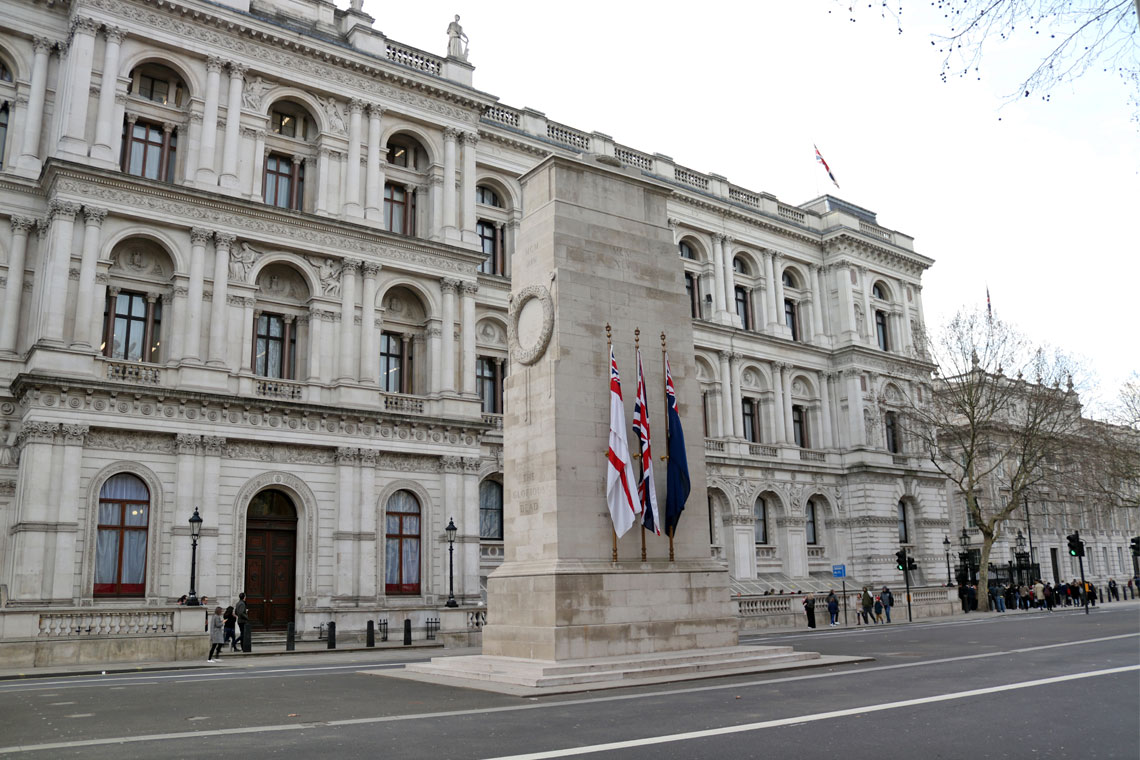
top-left (663, 352), bottom-right (690, 536)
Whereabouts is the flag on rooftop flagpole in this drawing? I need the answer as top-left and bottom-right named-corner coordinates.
top-left (814, 144), bottom-right (840, 189)
top-left (632, 347), bottom-right (660, 536)
top-left (663, 352), bottom-right (690, 538)
top-left (607, 345), bottom-right (641, 538)
top-left (986, 286), bottom-right (992, 320)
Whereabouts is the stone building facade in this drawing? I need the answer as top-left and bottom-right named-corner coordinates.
top-left (0, 0), bottom-right (967, 639)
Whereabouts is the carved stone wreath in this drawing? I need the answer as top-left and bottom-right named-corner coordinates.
top-left (508, 284), bottom-right (554, 366)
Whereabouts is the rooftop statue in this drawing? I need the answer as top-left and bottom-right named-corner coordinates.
top-left (447, 15), bottom-right (469, 61)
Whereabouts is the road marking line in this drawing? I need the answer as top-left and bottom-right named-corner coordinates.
top-left (0, 633), bottom-right (1134, 755)
top-left (479, 666), bottom-right (1140, 760)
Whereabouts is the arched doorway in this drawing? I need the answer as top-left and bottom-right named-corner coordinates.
top-left (244, 489), bottom-right (297, 631)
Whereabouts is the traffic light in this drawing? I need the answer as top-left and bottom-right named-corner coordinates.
top-left (896, 549), bottom-right (907, 571)
top-left (907, 556), bottom-right (918, 572)
top-left (1066, 532), bottom-right (1084, 557)
top-left (1131, 536), bottom-right (1140, 558)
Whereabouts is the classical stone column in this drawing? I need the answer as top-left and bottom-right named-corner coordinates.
top-left (182, 228), bottom-right (210, 361)
top-left (718, 350), bottom-right (733, 438)
top-left (440, 278), bottom-right (458, 393)
top-left (721, 235), bottom-right (736, 320)
top-left (425, 323), bottom-right (442, 394)
top-left (429, 174), bottom-right (443, 240)
top-left (358, 262), bottom-right (380, 383)
top-left (770, 361), bottom-right (787, 443)
top-left (808, 264), bottom-right (825, 343)
top-left (50, 424), bottom-right (88, 600)
top-left (913, 284), bottom-right (927, 338)
top-left (338, 259), bottom-right (360, 381)
top-left (246, 129), bottom-right (266, 199)
top-left (763, 250), bottom-right (778, 329)
top-left (858, 266), bottom-right (873, 343)
top-left (818, 370), bottom-right (834, 448)
top-left (837, 264), bottom-right (856, 339)
top-left (711, 235), bottom-right (726, 316)
top-left (196, 56), bottom-right (223, 184)
top-left (897, 277), bottom-right (913, 352)
top-left (816, 264), bottom-right (832, 337)
top-left (219, 63), bottom-right (246, 189)
top-left (58, 17), bottom-right (98, 156)
top-left (772, 254), bottom-right (786, 332)
top-left (364, 104), bottom-right (384, 223)
top-left (334, 447), bottom-right (358, 599)
top-left (505, 219), bottom-right (519, 277)
top-left (41, 200), bottom-right (80, 344)
top-left (184, 112), bottom-right (202, 183)
top-left (358, 449), bottom-right (377, 599)
top-left (461, 457), bottom-right (481, 600)
top-left (172, 432), bottom-right (199, 597)
top-left (0, 217), bottom-right (37, 353)
top-left (71, 206), bottom-right (107, 349)
top-left (307, 304), bottom-right (323, 382)
top-left (845, 369), bottom-right (864, 447)
top-left (460, 131), bottom-right (479, 242)
top-left (10, 422), bottom-right (58, 601)
top-left (313, 147), bottom-right (331, 214)
top-left (199, 436), bottom-right (224, 598)
top-left (18, 37), bottom-right (53, 171)
top-left (460, 281), bottom-right (478, 395)
top-left (342, 99), bottom-right (364, 217)
top-left (730, 352), bottom-right (744, 438)
top-left (90, 26), bottom-right (124, 163)
top-left (442, 127), bottom-right (458, 236)
top-left (781, 364), bottom-right (795, 444)
top-left (207, 233), bottom-right (234, 365)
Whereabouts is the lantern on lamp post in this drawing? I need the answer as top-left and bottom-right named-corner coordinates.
top-left (445, 517), bottom-right (458, 608)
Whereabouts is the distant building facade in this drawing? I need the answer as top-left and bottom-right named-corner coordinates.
top-left (3, 0), bottom-right (1072, 639)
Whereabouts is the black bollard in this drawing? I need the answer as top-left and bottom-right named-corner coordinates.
top-left (366, 620), bottom-right (375, 648)
top-left (286, 622), bottom-right (295, 651)
top-left (327, 621), bottom-right (336, 649)
top-left (242, 625), bottom-right (252, 653)
top-left (403, 618), bottom-right (412, 645)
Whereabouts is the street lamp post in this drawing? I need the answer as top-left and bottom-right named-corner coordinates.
top-left (959, 527), bottom-right (972, 584)
top-left (186, 507), bottom-right (203, 607)
top-left (1015, 530), bottom-right (1027, 585)
top-left (943, 535), bottom-right (952, 585)
top-left (445, 517), bottom-right (458, 608)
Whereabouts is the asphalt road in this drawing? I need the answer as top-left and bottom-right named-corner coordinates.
top-left (1, 605), bottom-right (1136, 759)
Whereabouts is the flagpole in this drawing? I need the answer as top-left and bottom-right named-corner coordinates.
top-left (606, 322), bottom-right (618, 563)
top-left (634, 328), bottom-right (647, 562)
top-left (661, 331), bottom-right (675, 563)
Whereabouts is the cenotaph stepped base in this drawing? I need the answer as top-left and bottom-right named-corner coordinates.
top-left (385, 155), bottom-right (850, 694)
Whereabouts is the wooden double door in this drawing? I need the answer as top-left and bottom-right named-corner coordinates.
top-left (244, 489), bottom-right (297, 631)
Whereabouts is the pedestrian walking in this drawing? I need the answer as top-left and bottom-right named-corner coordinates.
top-left (1033, 580), bottom-right (1045, 610)
top-left (881, 586), bottom-right (894, 623)
top-left (1108, 578), bottom-right (1118, 602)
top-left (826, 590), bottom-right (840, 626)
top-left (803, 593), bottom-right (817, 629)
top-left (223, 605), bottom-right (237, 651)
top-left (873, 596), bottom-right (885, 624)
top-left (1044, 583), bottom-right (1054, 611)
top-left (991, 585), bottom-right (1006, 612)
top-left (234, 591), bottom-right (249, 651)
top-left (208, 606), bottom-right (225, 663)
top-left (958, 583), bottom-right (969, 614)
top-left (861, 587), bottom-right (874, 624)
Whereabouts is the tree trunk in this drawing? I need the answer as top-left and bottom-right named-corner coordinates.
top-left (976, 535), bottom-right (995, 611)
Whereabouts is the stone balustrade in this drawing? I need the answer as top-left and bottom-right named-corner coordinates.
top-left (382, 392), bottom-right (425, 414)
top-left (385, 42), bottom-right (442, 75)
top-left (38, 609), bottom-right (174, 637)
top-left (104, 359), bottom-right (162, 385)
top-left (255, 378), bottom-right (305, 401)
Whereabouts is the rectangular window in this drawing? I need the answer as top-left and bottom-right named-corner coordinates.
top-left (754, 499), bottom-right (767, 544)
top-left (806, 501), bottom-right (817, 545)
top-left (254, 313), bottom-right (295, 379)
top-left (685, 272), bottom-right (699, 319)
top-left (0, 104), bottom-right (8, 169)
top-left (477, 221), bottom-right (500, 275)
top-left (264, 153), bottom-right (304, 210)
top-left (876, 310), bottom-right (890, 351)
top-left (885, 412), bottom-right (900, 453)
top-left (380, 332), bottom-right (404, 393)
top-left (742, 397), bottom-right (758, 443)
top-left (122, 119), bottom-right (176, 182)
top-left (476, 356), bottom-right (502, 414)
top-left (735, 287), bottom-right (751, 330)
top-left (137, 74), bottom-right (169, 105)
top-left (384, 183), bottom-right (417, 236)
top-left (898, 502), bottom-right (909, 543)
top-left (785, 299), bottom-right (799, 341)
top-left (792, 404), bottom-right (808, 448)
top-left (102, 291), bottom-right (161, 362)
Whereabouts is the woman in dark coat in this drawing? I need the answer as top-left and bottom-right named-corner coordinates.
top-left (826, 591), bottom-right (840, 626)
top-left (803, 593), bottom-right (817, 629)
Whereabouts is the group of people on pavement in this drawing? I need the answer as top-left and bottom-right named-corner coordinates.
top-left (206, 592), bottom-right (249, 662)
top-left (958, 577), bottom-right (1134, 613)
top-left (802, 586), bottom-right (895, 628)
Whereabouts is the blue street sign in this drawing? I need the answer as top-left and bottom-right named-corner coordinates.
top-left (832, 564), bottom-right (846, 578)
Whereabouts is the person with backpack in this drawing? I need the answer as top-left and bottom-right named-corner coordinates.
top-left (873, 595), bottom-right (885, 624)
top-left (826, 590), bottom-right (840, 626)
top-left (861, 587), bottom-right (874, 624)
top-left (880, 586), bottom-right (894, 623)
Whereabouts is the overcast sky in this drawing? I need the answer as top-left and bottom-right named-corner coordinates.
top-left (363, 0), bottom-right (1139, 412)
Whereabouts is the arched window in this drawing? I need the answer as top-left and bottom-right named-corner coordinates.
top-left (476, 184), bottom-right (502, 207)
top-left (127, 63), bottom-right (186, 108)
top-left (386, 135), bottom-right (428, 169)
top-left (379, 287), bottom-right (427, 394)
top-left (733, 256), bottom-right (749, 275)
top-left (679, 241), bottom-right (696, 260)
top-left (754, 497), bottom-right (767, 544)
top-left (263, 100), bottom-right (317, 211)
top-left (385, 490), bottom-right (421, 595)
top-left (0, 60), bottom-right (12, 82)
top-left (94, 474), bottom-right (150, 597)
top-left (897, 501), bottom-right (909, 543)
top-left (885, 411), bottom-right (900, 453)
top-left (782, 270), bottom-right (797, 289)
top-left (805, 499), bottom-right (818, 545)
top-left (269, 102), bottom-right (315, 140)
top-left (480, 480), bottom-right (504, 540)
top-left (872, 282), bottom-right (887, 301)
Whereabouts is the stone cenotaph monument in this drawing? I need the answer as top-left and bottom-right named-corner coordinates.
top-left (394, 155), bottom-right (831, 693)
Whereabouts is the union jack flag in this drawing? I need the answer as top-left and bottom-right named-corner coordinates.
top-left (632, 347), bottom-right (660, 535)
top-left (815, 144), bottom-right (840, 189)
